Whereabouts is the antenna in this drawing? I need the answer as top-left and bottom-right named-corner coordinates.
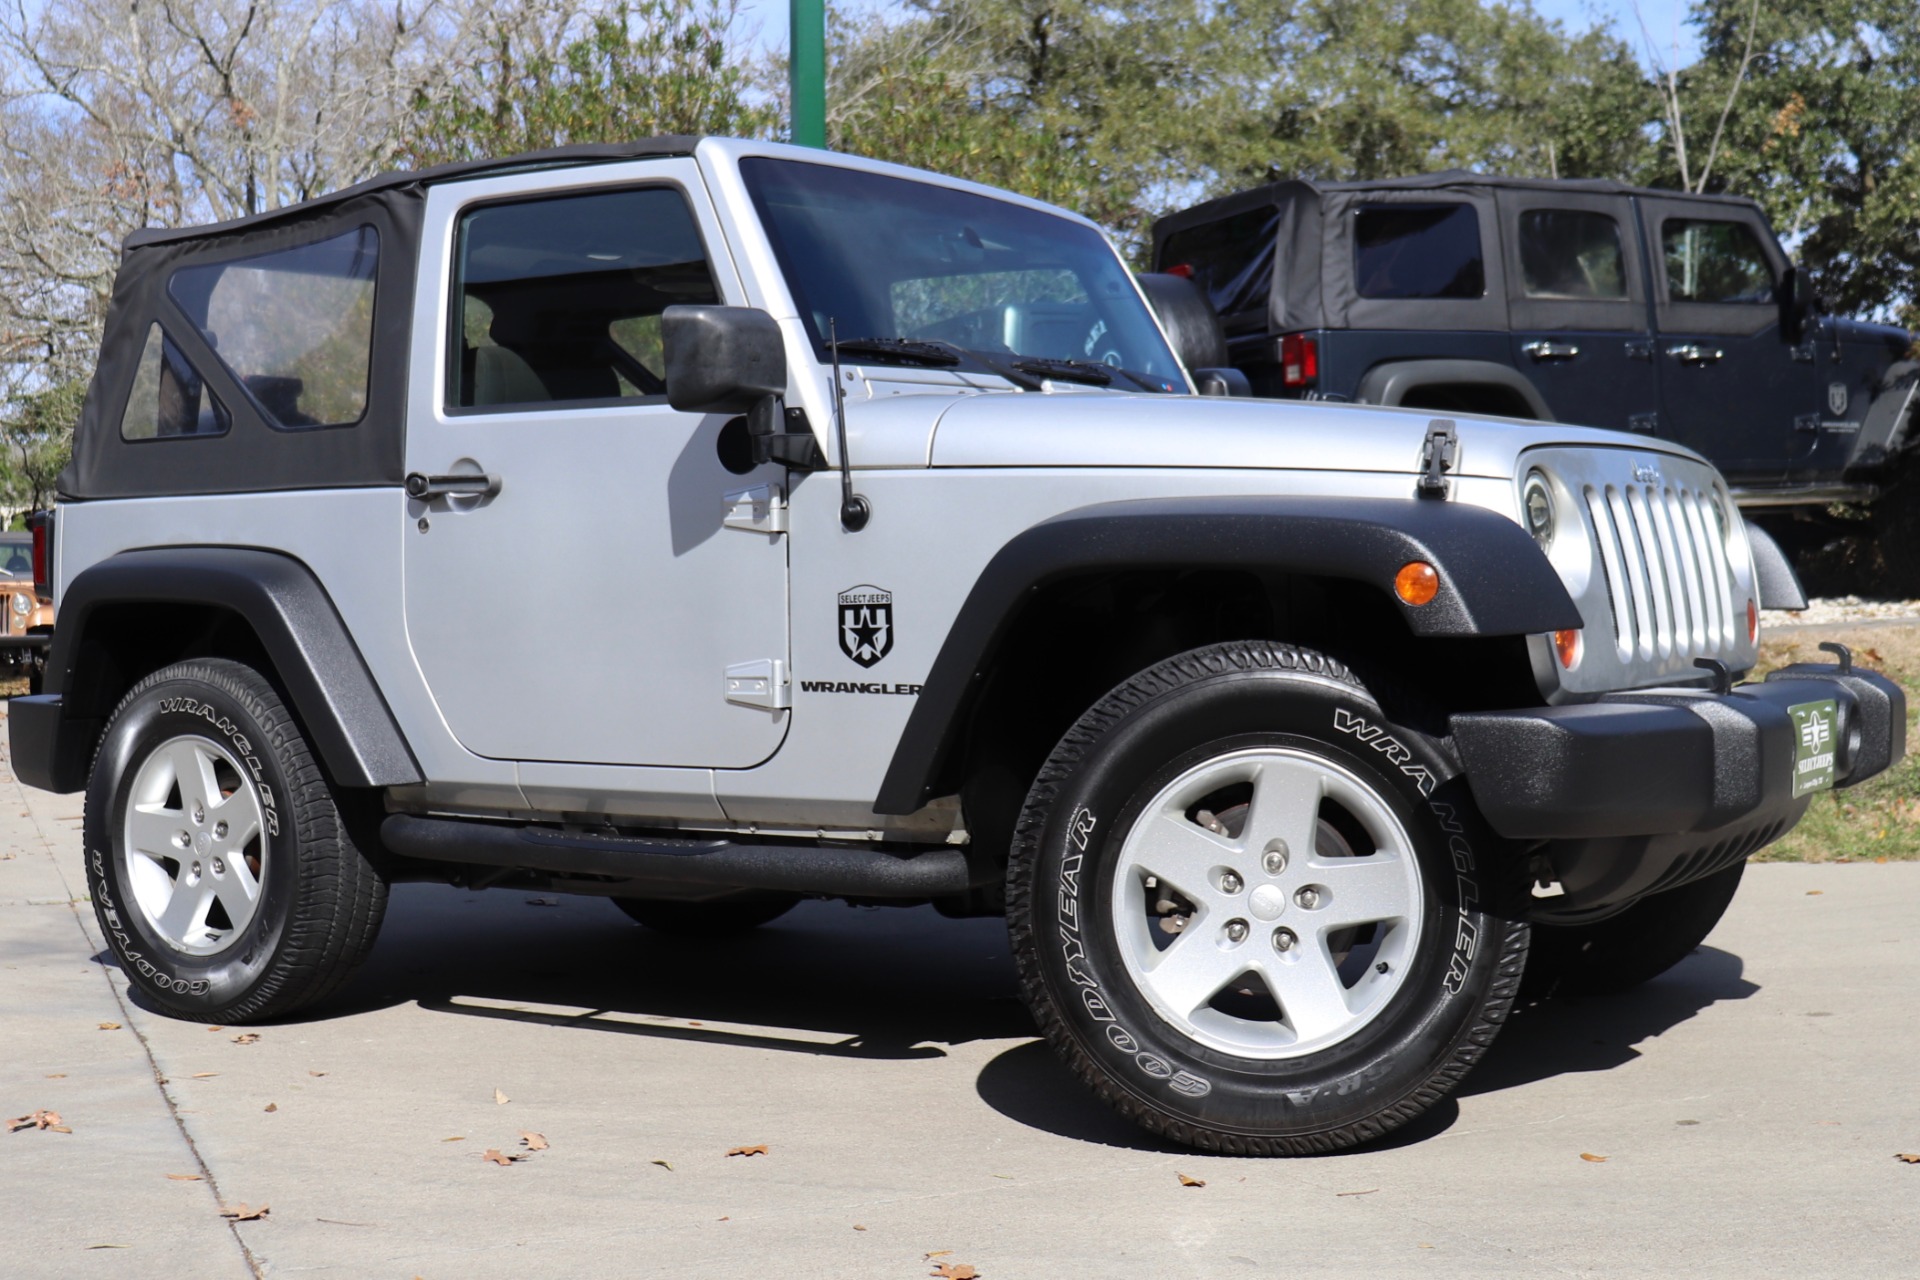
top-left (828, 318), bottom-right (870, 532)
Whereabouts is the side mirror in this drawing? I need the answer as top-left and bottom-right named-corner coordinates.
top-left (1193, 367), bottom-right (1253, 397)
top-left (663, 304), bottom-right (787, 438)
top-left (1783, 265), bottom-right (1823, 341)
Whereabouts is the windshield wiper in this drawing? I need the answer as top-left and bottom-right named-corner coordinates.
top-left (1011, 356), bottom-right (1112, 386)
top-left (828, 337), bottom-right (962, 367)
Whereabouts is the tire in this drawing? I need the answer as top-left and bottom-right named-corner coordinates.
top-left (84, 658), bottom-right (387, 1022)
top-left (613, 891), bottom-right (799, 934)
top-left (1523, 860), bottom-right (1745, 999)
top-left (1008, 641), bottom-right (1527, 1155)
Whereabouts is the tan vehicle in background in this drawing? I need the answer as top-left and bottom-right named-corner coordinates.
top-left (0, 529), bottom-right (53, 690)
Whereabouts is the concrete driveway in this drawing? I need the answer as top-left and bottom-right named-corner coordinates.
top-left (5, 765), bottom-right (1916, 1279)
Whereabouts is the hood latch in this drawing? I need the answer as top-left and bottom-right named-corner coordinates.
top-left (1417, 420), bottom-right (1458, 499)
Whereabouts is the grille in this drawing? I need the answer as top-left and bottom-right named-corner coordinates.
top-left (1582, 482), bottom-right (1739, 664)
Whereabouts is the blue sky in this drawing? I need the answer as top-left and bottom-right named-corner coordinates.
top-left (735, 0), bottom-right (1705, 67)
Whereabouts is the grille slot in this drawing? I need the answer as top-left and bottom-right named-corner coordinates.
top-left (1583, 482), bottom-right (1739, 663)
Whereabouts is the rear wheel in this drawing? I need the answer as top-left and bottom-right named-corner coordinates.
top-left (1008, 641), bottom-right (1527, 1154)
top-left (84, 659), bottom-right (387, 1022)
top-left (1524, 860), bottom-right (1746, 998)
top-left (613, 891), bottom-right (799, 934)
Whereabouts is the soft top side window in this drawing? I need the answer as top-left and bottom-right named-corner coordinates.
top-left (1662, 219), bottom-right (1774, 304)
top-left (168, 226), bottom-right (378, 429)
top-left (1353, 203), bottom-right (1484, 300)
top-left (449, 186), bottom-right (720, 411)
top-left (1518, 209), bottom-right (1627, 300)
top-left (120, 322), bottom-right (232, 441)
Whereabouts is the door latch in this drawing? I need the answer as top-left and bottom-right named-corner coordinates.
top-left (722, 484), bottom-right (789, 534)
top-left (405, 472), bottom-right (502, 501)
top-left (725, 659), bottom-right (791, 710)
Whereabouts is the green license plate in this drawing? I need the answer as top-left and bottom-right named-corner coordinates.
top-left (1789, 700), bottom-right (1839, 797)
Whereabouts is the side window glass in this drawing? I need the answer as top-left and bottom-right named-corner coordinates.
top-left (120, 323), bottom-right (232, 441)
top-left (1519, 210), bottom-right (1627, 299)
top-left (168, 227), bottom-right (378, 428)
top-left (1353, 203), bottom-right (1484, 299)
top-left (450, 187), bottom-right (721, 410)
top-left (1663, 219), bottom-right (1774, 304)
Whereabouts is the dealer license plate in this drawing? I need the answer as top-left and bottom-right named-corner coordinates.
top-left (1788, 700), bottom-right (1839, 797)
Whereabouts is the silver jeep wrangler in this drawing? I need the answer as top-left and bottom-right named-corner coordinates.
top-left (12, 138), bottom-right (1903, 1154)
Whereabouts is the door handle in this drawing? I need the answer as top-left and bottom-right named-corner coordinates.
top-left (1667, 344), bottom-right (1725, 366)
top-left (405, 471), bottom-right (502, 501)
top-left (1522, 341), bottom-right (1580, 361)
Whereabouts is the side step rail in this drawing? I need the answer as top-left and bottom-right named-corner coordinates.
top-left (380, 814), bottom-right (976, 898)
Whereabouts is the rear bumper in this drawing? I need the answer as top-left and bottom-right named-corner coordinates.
top-left (1452, 657), bottom-right (1903, 912)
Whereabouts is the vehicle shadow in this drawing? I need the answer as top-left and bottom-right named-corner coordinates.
top-left (297, 883), bottom-right (1034, 1061)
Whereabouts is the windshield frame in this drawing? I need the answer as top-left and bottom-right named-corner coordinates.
top-left (733, 153), bottom-right (1189, 394)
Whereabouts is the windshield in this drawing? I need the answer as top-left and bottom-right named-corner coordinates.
top-left (739, 158), bottom-right (1184, 390)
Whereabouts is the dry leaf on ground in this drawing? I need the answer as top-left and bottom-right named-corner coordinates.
top-left (263, 1103), bottom-right (277, 1113)
top-left (219, 1204), bottom-right (269, 1221)
top-left (308, 1071), bottom-right (327, 1077)
top-left (8, 1109), bottom-right (70, 1133)
top-left (1897, 1153), bottom-right (1920, 1164)
top-left (852, 1224), bottom-right (867, 1231)
top-left (207, 1026), bottom-right (225, 1033)
top-left (190, 1073), bottom-right (218, 1080)
top-left (480, 1149), bottom-right (524, 1166)
top-left (97, 1022), bottom-right (119, 1031)
top-left (930, 1265), bottom-right (979, 1279)
top-left (1807, 890), bottom-right (1825, 896)
top-left (650, 1159), bottom-right (673, 1171)
top-left (925, 1251), bottom-right (953, 1259)
top-left (442, 1136), bottom-right (465, 1143)
top-left (166, 1173), bottom-right (203, 1182)
top-left (1336, 1188), bottom-right (1380, 1197)
top-left (1177, 1172), bottom-right (1206, 1187)
top-left (519, 1132), bottom-right (549, 1152)
top-left (1580, 1153), bottom-right (1609, 1163)
top-left (726, 1144), bottom-right (768, 1157)
top-left (231, 1033), bottom-right (260, 1045)
top-left (44, 1074), bottom-right (65, 1080)
top-left (493, 1088), bottom-right (509, 1105)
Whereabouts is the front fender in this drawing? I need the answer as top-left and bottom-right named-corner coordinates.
top-left (873, 495), bottom-right (1578, 814)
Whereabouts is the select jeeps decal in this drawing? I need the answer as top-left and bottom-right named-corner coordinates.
top-left (1057, 806), bottom-right (1214, 1101)
top-left (838, 584), bottom-right (894, 668)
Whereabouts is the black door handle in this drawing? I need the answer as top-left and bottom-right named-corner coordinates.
top-left (406, 472), bottom-right (502, 500)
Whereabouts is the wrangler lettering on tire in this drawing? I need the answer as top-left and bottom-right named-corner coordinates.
top-left (1008, 641), bottom-right (1528, 1154)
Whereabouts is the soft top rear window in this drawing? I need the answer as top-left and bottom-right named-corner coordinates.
top-left (1353, 203), bottom-right (1484, 300)
top-left (1158, 206), bottom-right (1280, 330)
top-left (168, 226), bottom-right (378, 429)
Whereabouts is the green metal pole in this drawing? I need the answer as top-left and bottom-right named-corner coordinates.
top-left (789, 0), bottom-right (826, 148)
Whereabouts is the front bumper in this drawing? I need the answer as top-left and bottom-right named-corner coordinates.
top-left (1451, 656), bottom-right (1904, 913)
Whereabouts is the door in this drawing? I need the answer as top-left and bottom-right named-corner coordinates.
top-left (1636, 196), bottom-right (1816, 484)
top-left (1496, 190), bottom-right (1657, 434)
top-left (403, 162), bottom-right (792, 768)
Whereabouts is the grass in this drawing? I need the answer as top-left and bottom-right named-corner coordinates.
top-left (1752, 622), bottom-right (1920, 862)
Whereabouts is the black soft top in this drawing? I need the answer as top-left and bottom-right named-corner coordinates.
top-left (66, 138), bottom-right (699, 501)
top-left (1152, 170), bottom-right (1766, 337)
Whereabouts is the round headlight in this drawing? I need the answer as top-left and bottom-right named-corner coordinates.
top-left (11, 592), bottom-right (29, 617)
top-left (1523, 471), bottom-right (1555, 549)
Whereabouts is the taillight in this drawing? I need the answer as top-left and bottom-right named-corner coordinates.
top-left (1280, 333), bottom-right (1318, 388)
top-left (1166, 263), bottom-right (1193, 279)
top-left (27, 509), bottom-right (50, 599)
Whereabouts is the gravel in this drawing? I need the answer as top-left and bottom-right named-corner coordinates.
top-left (1784, 596), bottom-right (1920, 625)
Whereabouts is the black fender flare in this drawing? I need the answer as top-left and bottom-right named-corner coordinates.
top-left (1743, 518), bottom-right (1807, 611)
top-left (873, 495), bottom-right (1580, 814)
top-left (1357, 359), bottom-right (1555, 422)
top-left (33, 547), bottom-right (420, 792)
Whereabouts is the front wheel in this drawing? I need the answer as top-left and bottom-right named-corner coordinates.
top-left (1008, 642), bottom-right (1527, 1154)
top-left (84, 659), bottom-right (387, 1022)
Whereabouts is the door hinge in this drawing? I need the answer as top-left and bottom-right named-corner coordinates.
top-left (725, 658), bottom-right (791, 710)
top-left (1794, 413), bottom-right (1822, 433)
top-left (1624, 339), bottom-right (1654, 362)
top-left (722, 484), bottom-right (788, 534)
top-left (1628, 412), bottom-right (1659, 434)
top-left (1791, 340), bottom-right (1816, 364)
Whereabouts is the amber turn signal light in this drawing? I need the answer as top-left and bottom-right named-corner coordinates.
top-left (1394, 561), bottom-right (1439, 606)
top-left (1553, 628), bottom-right (1582, 670)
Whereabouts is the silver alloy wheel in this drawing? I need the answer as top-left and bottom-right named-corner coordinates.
top-left (121, 734), bottom-right (268, 956)
top-left (1111, 747), bottom-right (1423, 1059)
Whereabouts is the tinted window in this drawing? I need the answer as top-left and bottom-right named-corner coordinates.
top-left (1519, 210), bottom-right (1627, 299)
top-left (1354, 203), bottom-right (1484, 299)
top-left (450, 187), bottom-right (720, 410)
top-left (740, 158), bottom-right (1181, 383)
top-left (169, 227), bottom-right (377, 428)
top-left (1663, 219), bottom-right (1774, 304)
top-left (120, 323), bottom-right (231, 441)
top-left (1159, 206), bottom-right (1280, 324)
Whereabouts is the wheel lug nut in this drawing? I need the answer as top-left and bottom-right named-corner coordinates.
top-left (1225, 919), bottom-right (1249, 943)
top-left (214, 821), bottom-right (228, 839)
top-left (192, 801), bottom-right (204, 824)
top-left (1262, 846), bottom-right (1287, 875)
top-left (1219, 872), bottom-right (1243, 894)
top-left (212, 857), bottom-right (225, 875)
top-left (1272, 927), bottom-right (1298, 953)
top-left (1294, 886), bottom-right (1322, 910)
top-left (1376, 961), bottom-right (1391, 974)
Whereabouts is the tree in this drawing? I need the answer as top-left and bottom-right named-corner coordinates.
top-left (0, 379), bottom-right (82, 516)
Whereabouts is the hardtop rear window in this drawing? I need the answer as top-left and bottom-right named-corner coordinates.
top-left (1353, 203), bottom-right (1484, 300)
top-left (167, 226), bottom-right (378, 429)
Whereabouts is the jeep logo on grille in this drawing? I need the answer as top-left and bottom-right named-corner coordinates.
top-left (1632, 460), bottom-right (1661, 485)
